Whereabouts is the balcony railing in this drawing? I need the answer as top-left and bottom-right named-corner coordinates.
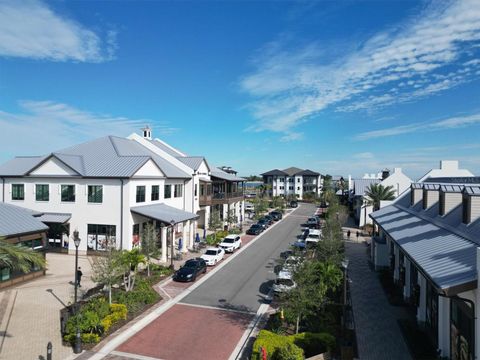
top-left (212, 191), bottom-right (244, 200)
top-left (199, 194), bottom-right (212, 206)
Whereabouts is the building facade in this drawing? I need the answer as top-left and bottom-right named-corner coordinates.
top-left (261, 167), bottom-right (322, 200)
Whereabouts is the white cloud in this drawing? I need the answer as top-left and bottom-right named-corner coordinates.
top-left (0, 0), bottom-right (116, 62)
top-left (280, 132), bottom-right (304, 142)
top-left (354, 113), bottom-right (480, 140)
top-left (0, 100), bottom-right (178, 159)
top-left (240, 0), bottom-right (480, 133)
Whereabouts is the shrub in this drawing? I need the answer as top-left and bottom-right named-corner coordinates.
top-left (251, 330), bottom-right (295, 360)
top-left (228, 228), bottom-right (242, 235)
top-left (112, 278), bottom-right (159, 313)
top-left (84, 297), bottom-right (110, 319)
top-left (272, 342), bottom-right (304, 360)
top-left (81, 333), bottom-right (101, 344)
top-left (293, 332), bottom-right (336, 357)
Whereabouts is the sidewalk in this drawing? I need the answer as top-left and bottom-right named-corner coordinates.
top-left (0, 253), bottom-right (94, 360)
top-left (342, 218), bottom-right (412, 360)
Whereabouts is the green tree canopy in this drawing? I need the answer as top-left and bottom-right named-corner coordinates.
top-left (0, 238), bottom-right (46, 273)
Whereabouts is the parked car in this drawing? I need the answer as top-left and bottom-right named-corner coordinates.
top-left (305, 229), bottom-right (322, 247)
top-left (219, 235), bottom-right (242, 253)
top-left (201, 247), bottom-right (225, 266)
top-left (282, 256), bottom-right (302, 272)
top-left (245, 203), bottom-right (255, 212)
top-left (273, 270), bottom-right (296, 294)
top-left (292, 240), bottom-right (306, 250)
top-left (173, 258), bottom-right (207, 282)
top-left (306, 217), bottom-right (319, 226)
top-left (270, 211), bottom-right (283, 221)
top-left (257, 219), bottom-right (270, 229)
top-left (289, 201), bottom-right (298, 208)
top-left (262, 215), bottom-right (275, 225)
top-left (246, 224), bottom-right (263, 235)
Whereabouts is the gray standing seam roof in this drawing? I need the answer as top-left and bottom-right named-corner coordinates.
top-left (177, 156), bottom-right (205, 171)
top-left (371, 205), bottom-right (476, 293)
top-left (211, 168), bottom-right (246, 182)
top-left (282, 167), bottom-right (304, 176)
top-left (0, 136), bottom-right (191, 179)
top-left (464, 186), bottom-right (480, 196)
top-left (423, 184), bottom-right (440, 190)
top-left (260, 169), bottom-right (288, 176)
top-left (35, 213), bottom-right (71, 224)
top-left (131, 203), bottom-right (198, 223)
top-left (353, 178), bottom-right (381, 196)
top-left (0, 203), bottom-right (49, 237)
top-left (411, 183), bottom-right (423, 189)
top-left (440, 185), bottom-right (464, 193)
top-left (147, 139), bottom-right (186, 158)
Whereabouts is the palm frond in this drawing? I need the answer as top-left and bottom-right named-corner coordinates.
top-left (0, 239), bottom-right (46, 273)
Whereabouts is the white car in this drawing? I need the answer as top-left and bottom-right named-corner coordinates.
top-left (219, 235), bottom-right (242, 253)
top-left (305, 229), bottom-right (321, 247)
top-left (201, 247), bottom-right (225, 266)
top-left (282, 256), bottom-right (302, 272)
top-left (273, 270), bottom-right (296, 294)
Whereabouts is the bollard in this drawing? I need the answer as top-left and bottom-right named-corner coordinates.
top-left (47, 342), bottom-right (52, 360)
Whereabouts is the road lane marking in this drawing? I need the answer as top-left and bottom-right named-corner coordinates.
top-left (110, 351), bottom-right (164, 360)
top-left (176, 302), bottom-right (256, 315)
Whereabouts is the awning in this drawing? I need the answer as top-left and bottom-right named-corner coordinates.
top-left (131, 203), bottom-right (199, 224)
top-left (36, 212), bottom-right (71, 224)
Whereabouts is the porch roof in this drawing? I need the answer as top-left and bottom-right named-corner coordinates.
top-left (35, 212), bottom-right (71, 224)
top-left (371, 205), bottom-right (477, 295)
top-left (131, 203), bottom-right (198, 224)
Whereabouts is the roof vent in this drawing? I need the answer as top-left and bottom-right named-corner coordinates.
top-left (142, 125), bottom-right (152, 140)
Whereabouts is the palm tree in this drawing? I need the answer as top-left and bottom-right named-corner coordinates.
top-left (0, 238), bottom-right (46, 272)
top-left (364, 183), bottom-right (396, 211)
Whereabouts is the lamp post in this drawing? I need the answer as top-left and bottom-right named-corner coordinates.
top-left (72, 230), bottom-right (82, 354)
top-left (170, 220), bottom-right (175, 270)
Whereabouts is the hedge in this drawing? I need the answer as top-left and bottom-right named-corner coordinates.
top-left (251, 330), bottom-right (335, 360)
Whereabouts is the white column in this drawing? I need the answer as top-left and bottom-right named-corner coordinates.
top-left (417, 273), bottom-right (427, 323)
top-left (189, 220), bottom-right (195, 249)
top-left (404, 258), bottom-right (411, 299)
top-left (437, 296), bottom-right (450, 358)
top-left (182, 222), bottom-right (188, 253)
top-left (161, 226), bottom-right (167, 263)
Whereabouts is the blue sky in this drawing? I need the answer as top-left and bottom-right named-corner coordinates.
top-left (0, 0), bottom-right (479, 179)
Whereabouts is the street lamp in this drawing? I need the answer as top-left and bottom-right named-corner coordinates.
top-left (341, 259), bottom-right (350, 337)
top-left (72, 230), bottom-right (82, 354)
top-left (170, 220), bottom-right (175, 270)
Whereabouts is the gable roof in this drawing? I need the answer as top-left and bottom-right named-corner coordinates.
top-left (260, 169), bottom-right (288, 176)
top-left (211, 168), bottom-right (245, 182)
top-left (0, 203), bottom-right (49, 237)
top-left (147, 138), bottom-right (186, 158)
top-left (0, 136), bottom-right (190, 179)
top-left (282, 167), bottom-right (304, 176)
top-left (177, 156), bottom-right (209, 172)
top-left (353, 178), bottom-right (381, 196)
top-left (296, 169), bottom-right (320, 176)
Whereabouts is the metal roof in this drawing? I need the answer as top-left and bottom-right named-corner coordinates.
top-left (177, 156), bottom-right (206, 171)
top-left (371, 205), bottom-right (476, 293)
top-left (440, 185), bottom-right (464, 193)
top-left (423, 184), bottom-right (440, 190)
top-left (282, 167), bottom-right (304, 176)
top-left (147, 139), bottom-right (186, 158)
top-left (296, 169), bottom-right (320, 176)
top-left (211, 168), bottom-right (245, 182)
top-left (35, 213), bottom-right (71, 224)
top-left (131, 203), bottom-right (198, 224)
top-left (353, 178), bottom-right (381, 196)
top-left (0, 203), bottom-right (49, 237)
top-left (424, 177), bottom-right (480, 184)
top-left (0, 136), bottom-right (191, 179)
top-left (464, 186), bottom-right (480, 196)
top-left (411, 183), bottom-right (423, 189)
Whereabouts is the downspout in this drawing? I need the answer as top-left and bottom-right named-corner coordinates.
top-left (192, 173), bottom-right (196, 213)
top-left (1, 177), bottom-right (4, 202)
top-left (120, 179), bottom-right (124, 250)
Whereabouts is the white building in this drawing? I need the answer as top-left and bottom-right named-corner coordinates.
top-left (261, 167), bottom-right (322, 200)
top-left (349, 168), bottom-right (413, 227)
top-left (0, 128), bottom-right (245, 262)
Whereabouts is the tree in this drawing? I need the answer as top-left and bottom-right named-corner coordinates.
top-left (0, 238), bottom-right (46, 273)
top-left (117, 249), bottom-right (145, 292)
top-left (225, 209), bottom-right (238, 229)
top-left (208, 210), bottom-right (223, 242)
top-left (91, 237), bottom-right (121, 304)
top-left (141, 223), bottom-right (160, 277)
top-left (364, 183), bottom-right (396, 211)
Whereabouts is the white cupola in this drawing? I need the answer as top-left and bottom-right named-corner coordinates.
top-left (142, 125), bottom-right (152, 140)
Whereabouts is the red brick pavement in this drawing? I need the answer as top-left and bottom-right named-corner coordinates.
top-left (116, 303), bottom-right (253, 360)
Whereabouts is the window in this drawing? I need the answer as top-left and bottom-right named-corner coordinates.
top-left (279, 178), bottom-right (284, 183)
top-left (136, 186), bottom-right (146, 203)
top-left (174, 184), bottom-right (183, 198)
top-left (61, 185), bottom-right (75, 202)
top-left (195, 184), bottom-right (198, 197)
top-left (297, 178), bottom-right (300, 182)
top-left (35, 184), bottom-right (49, 201)
top-left (288, 178), bottom-right (294, 183)
top-left (297, 187), bottom-right (300, 191)
top-left (164, 184), bottom-right (172, 199)
top-left (280, 186), bottom-right (284, 190)
top-left (151, 185), bottom-right (159, 201)
top-left (87, 224), bottom-right (116, 251)
top-left (88, 185), bottom-right (103, 203)
top-left (289, 186), bottom-right (294, 190)
top-left (11, 184), bottom-right (24, 200)
top-left (200, 184), bottom-right (205, 196)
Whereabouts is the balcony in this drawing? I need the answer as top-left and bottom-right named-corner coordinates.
top-left (199, 194), bottom-right (212, 206)
top-left (211, 191), bottom-right (244, 205)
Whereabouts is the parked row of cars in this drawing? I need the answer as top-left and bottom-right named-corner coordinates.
top-left (246, 210), bottom-right (283, 235)
top-left (173, 235), bottom-right (242, 282)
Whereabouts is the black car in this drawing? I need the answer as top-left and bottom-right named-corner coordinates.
top-left (290, 201), bottom-right (298, 208)
top-left (270, 211), bottom-right (283, 220)
top-left (257, 218), bottom-right (270, 229)
top-left (246, 224), bottom-right (263, 235)
top-left (173, 258), bottom-right (207, 282)
top-left (263, 215), bottom-right (275, 224)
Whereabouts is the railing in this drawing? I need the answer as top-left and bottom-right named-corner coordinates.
top-left (212, 191), bottom-right (244, 200)
top-left (199, 194), bottom-right (212, 206)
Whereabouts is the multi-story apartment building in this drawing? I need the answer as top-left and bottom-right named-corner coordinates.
top-left (369, 161), bottom-right (479, 359)
top-left (261, 167), bottom-right (322, 200)
top-left (0, 128), bottom-right (245, 262)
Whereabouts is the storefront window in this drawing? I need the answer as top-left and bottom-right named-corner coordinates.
top-left (87, 224), bottom-right (116, 251)
top-left (425, 282), bottom-right (438, 346)
top-left (451, 297), bottom-right (474, 360)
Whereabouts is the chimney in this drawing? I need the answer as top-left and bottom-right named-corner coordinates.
top-left (439, 185), bottom-right (463, 216)
top-left (423, 184), bottom-right (440, 210)
top-left (142, 125), bottom-right (152, 140)
top-left (462, 186), bottom-right (480, 224)
top-left (382, 168), bottom-right (390, 180)
top-left (410, 183), bottom-right (423, 206)
top-left (440, 160), bottom-right (459, 172)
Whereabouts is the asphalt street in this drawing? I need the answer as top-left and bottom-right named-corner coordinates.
top-left (181, 203), bottom-right (316, 312)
